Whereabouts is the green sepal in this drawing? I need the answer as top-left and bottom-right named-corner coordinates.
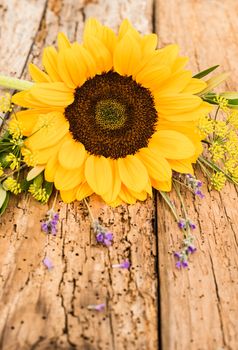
top-left (193, 65), bottom-right (219, 79)
top-left (33, 173), bottom-right (44, 188)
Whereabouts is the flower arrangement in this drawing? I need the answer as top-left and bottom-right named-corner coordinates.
top-left (1, 18), bottom-right (238, 270)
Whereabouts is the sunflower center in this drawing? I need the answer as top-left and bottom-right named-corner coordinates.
top-left (95, 99), bottom-right (127, 130)
top-left (64, 71), bottom-right (158, 159)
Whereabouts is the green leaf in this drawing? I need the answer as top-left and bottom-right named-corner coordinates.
top-left (193, 65), bottom-right (219, 79)
top-left (44, 181), bottom-right (53, 197)
top-left (0, 191), bottom-right (10, 216)
top-left (20, 179), bottom-right (31, 191)
top-left (0, 184), bottom-right (7, 208)
top-left (26, 165), bottom-right (44, 181)
top-left (221, 92), bottom-right (238, 99)
top-left (198, 72), bottom-right (230, 95)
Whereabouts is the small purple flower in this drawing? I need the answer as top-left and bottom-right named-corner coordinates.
top-left (87, 303), bottom-right (106, 311)
top-left (176, 260), bottom-right (188, 269)
top-left (43, 257), bottom-right (54, 270)
top-left (96, 230), bottom-right (113, 247)
top-left (112, 260), bottom-right (131, 269)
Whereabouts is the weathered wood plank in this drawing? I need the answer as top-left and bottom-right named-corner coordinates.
top-left (0, 1), bottom-right (158, 349)
top-left (156, 1), bottom-right (238, 349)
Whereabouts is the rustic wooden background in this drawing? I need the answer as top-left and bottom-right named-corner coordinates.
top-left (0, 0), bottom-right (238, 349)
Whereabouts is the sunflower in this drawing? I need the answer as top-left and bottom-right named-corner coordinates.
top-left (12, 19), bottom-right (211, 206)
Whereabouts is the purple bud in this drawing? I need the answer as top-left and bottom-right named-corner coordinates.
top-left (196, 181), bottom-right (202, 187)
top-left (181, 260), bottom-right (188, 268)
top-left (103, 239), bottom-right (112, 247)
top-left (41, 222), bottom-right (49, 233)
top-left (87, 303), bottom-right (105, 311)
top-left (43, 257), bottom-right (54, 270)
top-left (195, 190), bottom-right (205, 199)
top-left (189, 221), bottom-right (196, 230)
top-left (96, 232), bottom-right (104, 243)
top-left (175, 261), bottom-right (182, 269)
top-left (178, 219), bottom-right (186, 230)
top-left (174, 252), bottom-right (182, 259)
top-left (112, 260), bottom-right (131, 269)
top-left (187, 245), bottom-right (197, 254)
top-left (104, 232), bottom-right (113, 241)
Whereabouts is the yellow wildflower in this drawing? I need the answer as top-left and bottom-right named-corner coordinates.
top-left (224, 158), bottom-right (237, 174)
top-left (209, 141), bottom-right (225, 162)
top-left (0, 93), bottom-right (13, 113)
top-left (198, 115), bottom-right (214, 137)
top-left (213, 95), bottom-right (229, 112)
top-left (210, 172), bottom-right (226, 191)
top-left (227, 110), bottom-right (238, 128)
top-left (28, 184), bottom-right (49, 203)
top-left (214, 120), bottom-right (229, 138)
top-left (3, 177), bottom-right (21, 194)
top-left (21, 148), bottom-right (37, 167)
top-left (5, 153), bottom-right (20, 170)
top-left (8, 117), bottom-right (23, 140)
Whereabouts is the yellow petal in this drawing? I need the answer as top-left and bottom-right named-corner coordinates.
top-left (172, 56), bottom-right (189, 73)
top-left (113, 32), bottom-right (141, 76)
top-left (60, 188), bottom-right (77, 203)
top-left (58, 139), bottom-right (86, 170)
top-left (84, 35), bottom-right (112, 73)
top-left (76, 182), bottom-right (94, 201)
top-left (15, 109), bottom-right (48, 136)
top-left (118, 19), bottom-right (141, 42)
top-left (182, 78), bottom-right (207, 94)
top-left (85, 156), bottom-right (112, 195)
top-left (42, 47), bottom-right (61, 81)
top-left (151, 45), bottom-right (179, 69)
top-left (45, 154), bottom-right (59, 182)
top-left (72, 43), bottom-right (97, 79)
top-left (156, 71), bottom-right (192, 95)
top-left (150, 130), bottom-right (195, 159)
top-left (118, 155), bottom-right (148, 192)
top-left (101, 160), bottom-right (121, 203)
top-left (30, 82), bottom-right (74, 107)
top-left (138, 147), bottom-right (172, 181)
top-left (54, 165), bottom-right (84, 191)
top-left (159, 101), bottom-right (212, 121)
top-left (141, 34), bottom-right (158, 55)
top-left (168, 159), bottom-right (194, 174)
top-left (119, 185), bottom-right (137, 204)
top-left (134, 65), bottom-right (171, 91)
top-left (155, 94), bottom-right (202, 114)
top-left (151, 179), bottom-right (172, 192)
top-left (27, 112), bottom-right (69, 150)
top-left (36, 134), bottom-right (71, 164)
top-left (83, 18), bottom-right (116, 55)
top-left (29, 63), bottom-right (51, 83)
top-left (12, 90), bottom-right (55, 109)
top-left (57, 32), bottom-right (71, 51)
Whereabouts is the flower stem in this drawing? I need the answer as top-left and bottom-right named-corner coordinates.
top-left (83, 198), bottom-right (95, 223)
top-left (0, 75), bottom-right (33, 91)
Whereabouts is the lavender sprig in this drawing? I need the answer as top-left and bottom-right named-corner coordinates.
top-left (185, 174), bottom-right (205, 198)
top-left (41, 208), bottom-right (59, 235)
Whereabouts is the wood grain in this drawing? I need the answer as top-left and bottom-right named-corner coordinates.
top-left (0, 1), bottom-right (158, 349)
top-left (156, 1), bottom-right (238, 349)
top-left (0, 0), bottom-right (238, 349)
